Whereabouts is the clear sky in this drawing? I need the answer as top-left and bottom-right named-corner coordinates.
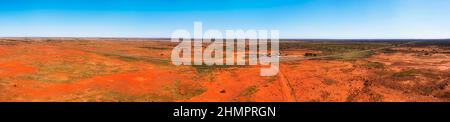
top-left (0, 0), bottom-right (449, 39)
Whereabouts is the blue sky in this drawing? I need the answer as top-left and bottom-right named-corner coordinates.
top-left (0, 0), bottom-right (449, 39)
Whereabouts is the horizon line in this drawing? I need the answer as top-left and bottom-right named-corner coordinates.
top-left (1, 37), bottom-right (449, 40)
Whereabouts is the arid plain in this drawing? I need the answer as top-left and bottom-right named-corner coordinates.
top-left (0, 38), bottom-right (449, 102)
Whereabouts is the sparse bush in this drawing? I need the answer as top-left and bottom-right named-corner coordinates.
top-left (392, 69), bottom-right (418, 78)
top-left (304, 53), bottom-right (318, 57)
top-left (381, 48), bottom-right (395, 54)
top-left (363, 61), bottom-right (385, 69)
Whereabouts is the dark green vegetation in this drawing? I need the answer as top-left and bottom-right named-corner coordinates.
top-left (280, 41), bottom-right (393, 55)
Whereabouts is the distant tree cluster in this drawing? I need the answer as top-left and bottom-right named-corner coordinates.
top-left (304, 53), bottom-right (318, 57)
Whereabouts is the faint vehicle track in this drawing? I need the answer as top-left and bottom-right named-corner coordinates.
top-left (278, 66), bottom-right (298, 102)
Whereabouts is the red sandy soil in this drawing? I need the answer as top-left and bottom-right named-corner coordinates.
top-left (0, 39), bottom-right (448, 102)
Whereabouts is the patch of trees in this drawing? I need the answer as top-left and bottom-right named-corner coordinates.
top-left (304, 53), bottom-right (318, 57)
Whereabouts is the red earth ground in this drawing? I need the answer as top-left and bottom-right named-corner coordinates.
top-left (0, 38), bottom-right (448, 102)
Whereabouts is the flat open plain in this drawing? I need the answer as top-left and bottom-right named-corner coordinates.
top-left (0, 38), bottom-right (448, 102)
